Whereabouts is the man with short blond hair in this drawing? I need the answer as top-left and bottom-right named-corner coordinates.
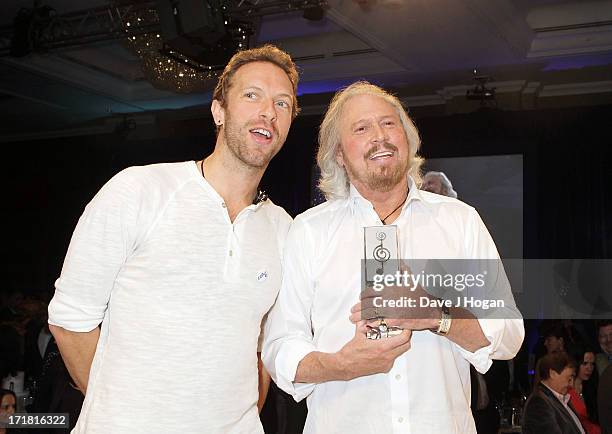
top-left (48, 45), bottom-right (298, 433)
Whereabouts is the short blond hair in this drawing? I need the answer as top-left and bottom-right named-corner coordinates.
top-left (212, 44), bottom-right (300, 121)
top-left (317, 81), bottom-right (423, 200)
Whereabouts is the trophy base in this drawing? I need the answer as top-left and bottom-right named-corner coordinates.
top-left (366, 321), bottom-right (403, 339)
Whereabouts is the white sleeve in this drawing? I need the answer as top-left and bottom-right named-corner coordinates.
top-left (258, 206), bottom-right (293, 353)
top-left (262, 217), bottom-right (317, 402)
top-left (48, 167), bottom-right (148, 332)
top-left (454, 208), bottom-right (525, 374)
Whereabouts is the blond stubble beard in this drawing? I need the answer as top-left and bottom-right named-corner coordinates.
top-left (222, 111), bottom-right (282, 169)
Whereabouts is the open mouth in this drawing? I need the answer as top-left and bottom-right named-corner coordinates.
top-left (250, 127), bottom-right (272, 140)
top-left (369, 150), bottom-right (394, 160)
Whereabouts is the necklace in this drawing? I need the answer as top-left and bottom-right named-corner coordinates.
top-left (198, 159), bottom-right (268, 205)
top-left (380, 189), bottom-right (409, 224)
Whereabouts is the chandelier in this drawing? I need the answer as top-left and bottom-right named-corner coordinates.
top-left (122, 3), bottom-right (250, 93)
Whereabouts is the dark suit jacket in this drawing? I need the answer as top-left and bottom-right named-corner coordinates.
top-left (30, 339), bottom-right (83, 433)
top-left (522, 383), bottom-right (584, 434)
top-left (599, 365), bottom-right (612, 434)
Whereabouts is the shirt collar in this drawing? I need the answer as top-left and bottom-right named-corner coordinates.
top-left (542, 382), bottom-right (570, 405)
top-left (348, 175), bottom-right (428, 214)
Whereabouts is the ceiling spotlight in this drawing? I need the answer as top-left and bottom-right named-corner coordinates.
top-left (466, 68), bottom-right (496, 105)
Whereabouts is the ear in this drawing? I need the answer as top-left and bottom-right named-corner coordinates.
top-left (211, 99), bottom-right (225, 126)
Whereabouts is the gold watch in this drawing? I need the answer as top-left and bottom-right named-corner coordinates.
top-left (435, 304), bottom-right (452, 335)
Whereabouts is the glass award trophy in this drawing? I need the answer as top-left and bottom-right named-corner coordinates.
top-left (363, 225), bottom-right (403, 339)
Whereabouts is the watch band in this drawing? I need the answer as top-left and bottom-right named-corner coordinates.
top-left (436, 304), bottom-right (452, 335)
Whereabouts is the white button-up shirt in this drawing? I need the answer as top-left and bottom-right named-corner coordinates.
top-left (263, 178), bottom-right (524, 434)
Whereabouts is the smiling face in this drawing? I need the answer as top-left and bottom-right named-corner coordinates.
top-left (599, 324), bottom-right (612, 355)
top-left (212, 61), bottom-right (294, 169)
top-left (336, 93), bottom-right (410, 194)
top-left (0, 393), bottom-right (16, 417)
top-left (548, 365), bottom-right (575, 395)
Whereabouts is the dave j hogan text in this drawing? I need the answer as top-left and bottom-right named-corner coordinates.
top-left (372, 296), bottom-right (505, 311)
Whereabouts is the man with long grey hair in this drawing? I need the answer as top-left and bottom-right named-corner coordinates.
top-left (263, 81), bottom-right (523, 433)
top-left (422, 170), bottom-right (458, 198)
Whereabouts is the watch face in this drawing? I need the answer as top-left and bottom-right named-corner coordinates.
top-left (437, 313), bottom-right (452, 334)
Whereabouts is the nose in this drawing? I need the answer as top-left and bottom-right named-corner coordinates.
top-left (259, 97), bottom-right (277, 123)
top-left (371, 123), bottom-right (387, 143)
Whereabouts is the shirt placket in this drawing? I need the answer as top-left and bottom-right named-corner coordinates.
top-left (389, 355), bottom-right (410, 433)
top-left (223, 205), bottom-right (256, 280)
top-left (221, 202), bottom-right (241, 281)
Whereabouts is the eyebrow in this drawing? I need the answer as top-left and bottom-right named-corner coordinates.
top-left (350, 119), bottom-right (370, 129)
top-left (349, 114), bottom-right (397, 129)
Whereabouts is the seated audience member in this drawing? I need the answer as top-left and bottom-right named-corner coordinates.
top-left (30, 337), bottom-right (83, 433)
top-left (21, 295), bottom-right (51, 382)
top-left (568, 349), bottom-right (600, 434)
top-left (543, 322), bottom-right (568, 355)
top-left (598, 365), bottom-right (612, 434)
top-left (0, 389), bottom-right (16, 434)
top-left (420, 171), bottom-right (458, 197)
top-left (523, 352), bottom-right (585, 434)
top-left (596, 320), bottom-right (612, 375)
top-left (0, 290), bottom-right (24, 322)
top-left (0, 325), bottom-right (21, 382)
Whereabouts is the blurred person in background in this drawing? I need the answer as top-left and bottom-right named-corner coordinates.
top-left (421, 170), bottom-right (458, 198)
top-left (523, 352), bottom-right (584, 434)
top-left (597, 365), bottom-right (612, 434)
top-left (568, 349), bottom-right (600, 434)
top-left (0, 389), bottom-right (16, 434)
top-left (595, 320), bottom-right (612, 375)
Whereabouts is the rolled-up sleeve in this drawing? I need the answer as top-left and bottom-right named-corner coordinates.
top-left (262, 218), bottom-right (318, 402)
top-left (457, 318), bottom-right (525, 373)
top-left (455, 208), bottom-right (525, 373)
top-left (48, 168), bottom-right (144, 332)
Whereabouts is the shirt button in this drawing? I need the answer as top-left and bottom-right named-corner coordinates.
top-left (229, 250), bottom-right (233, 256)
top-left (395, 374), bottom-right (401, 380)
top-left (398, 417), bottom-right (404, 423)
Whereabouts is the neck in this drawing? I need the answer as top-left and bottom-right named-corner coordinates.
top-left (200, 141), bottom-right (265, 220)
top-left (574, 377), bottom-right (583, 392)
top-left (542, 380), bottom-right (563, 396)
top-left (353, 178), bottom-right (409, 224)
